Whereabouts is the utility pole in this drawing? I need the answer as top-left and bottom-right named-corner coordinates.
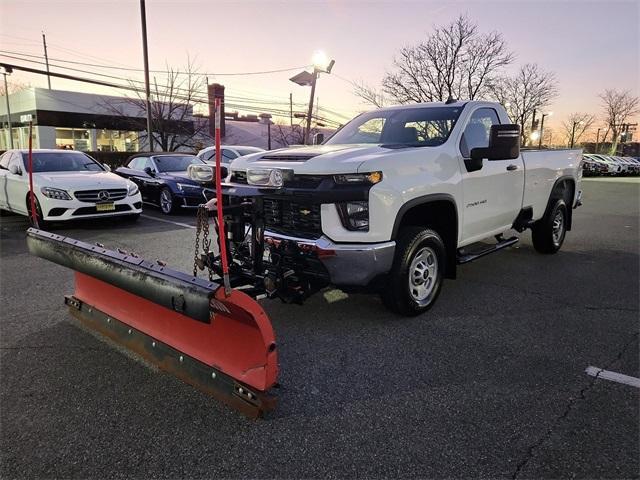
top-left (289, 93), bottom-right (293, 127)
top-left (595, 127), bottom-right (603, 154)
top-left (42, 32), bottom-right (51, 89)
top-left (1, 66), bottom-right (14, 148)
top-left (139, 0), bottom-right (154, 151)
top-left (305, 70), bottom-right (317, 145)
top-left (530, 109), bottom-right (537, 147)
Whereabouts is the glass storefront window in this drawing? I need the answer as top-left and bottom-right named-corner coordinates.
top-left (55, 128), bottom-right (90, 151)
top-left (96, 129), bottom-right (139, 152)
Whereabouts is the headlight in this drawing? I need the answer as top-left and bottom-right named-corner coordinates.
top-left (127, 182), bottom-right (139, 196)
top-left (336, 201), bottom-right (369, 231)
top-left (176, 182), bottom-right (202, 192)
top-left (334, 172), bottom-right (382, 185)
top-left (40, 187), bottom-right (72, 200)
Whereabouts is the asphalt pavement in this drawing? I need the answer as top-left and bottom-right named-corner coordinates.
top-left (1, 178), bottom-right (638, 479)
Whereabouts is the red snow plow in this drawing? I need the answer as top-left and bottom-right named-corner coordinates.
top-left (26, 227), bottom-right (279, 417)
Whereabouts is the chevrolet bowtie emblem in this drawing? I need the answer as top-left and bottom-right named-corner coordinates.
top-left (300, 209), bottom-right (311, 216)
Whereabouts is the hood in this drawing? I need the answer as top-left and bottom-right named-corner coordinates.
top-left (230, 144), bottom-right (393, 175)
top-left (35, 171), bottom-right (132, 190)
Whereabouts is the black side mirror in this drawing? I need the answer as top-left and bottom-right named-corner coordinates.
top-left (144, 166), bottom-right (155, 177)
top-left (472, 124), bottom-right (521, 162)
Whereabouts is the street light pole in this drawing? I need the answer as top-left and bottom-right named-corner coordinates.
top-left (538, 113), bottom-right (548, 149)
top-left (570, 120), bottom-right (584, 148)
top-left (1, 67), bottom-right (14, 148)
top-left (304, 69), bottom-right (317, 145)
top-left (595, 128), bottom-right (603, 154)
top-left (139, 0), bottom-right (154, 152)
top-left (42, 32), bottom-right (52, 89)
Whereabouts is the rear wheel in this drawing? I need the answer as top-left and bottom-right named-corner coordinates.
top-left (159, 187), bottom-right (176, 215)
top-left (381, 227), bottom-right (446, 316)
top-left (532, 199), bottom-right (567, 254)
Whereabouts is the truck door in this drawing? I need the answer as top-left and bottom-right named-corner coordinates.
top-left (458, 107), bottom-right (524, 244)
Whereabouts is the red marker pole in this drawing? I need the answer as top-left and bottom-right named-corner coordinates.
top-left (214, 98), bottom-right (231, 295)
top-left (27, 120), bottom-right (38, 228)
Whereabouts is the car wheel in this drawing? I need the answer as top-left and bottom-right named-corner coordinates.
top-left (381, 227), bottom-right (446, 316)
top-left (159, 187), bottom-right (176, 215)
top-left (532, 199), bottom-right (567, 254)
top-left (26, 194), bottom-right (48, 229)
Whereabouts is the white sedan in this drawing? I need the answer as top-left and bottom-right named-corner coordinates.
top-left (0, 149), bottom-right (142, 225)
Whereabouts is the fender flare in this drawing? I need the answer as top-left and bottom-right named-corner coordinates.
top-left (544, 176), bottom-right (576, 230)
top-left (391, 193), bottom-right (459, 279)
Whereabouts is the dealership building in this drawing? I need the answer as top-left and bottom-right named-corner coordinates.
top-left (0, 88), bottom-right (163, 152)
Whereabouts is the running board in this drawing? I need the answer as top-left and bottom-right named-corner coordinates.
top-left (456, 236), bottom-right (519, 264)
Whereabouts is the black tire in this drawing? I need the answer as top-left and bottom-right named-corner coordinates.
top-left (381, 227), bottom-right (446, 316)
top-left (532, 199), bottom-right (567, 254)
top-left (26, 194), bottom-right (48, 229)
top-left (159, 187), bottom-right (177, 215)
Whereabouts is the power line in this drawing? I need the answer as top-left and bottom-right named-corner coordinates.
top-left (0, 49), bottom-right (309, 76)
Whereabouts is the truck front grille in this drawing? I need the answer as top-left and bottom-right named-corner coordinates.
top-left (263, 199), bottom-right (322, 239)
top-left (74, 188), bottom-right (128, 202)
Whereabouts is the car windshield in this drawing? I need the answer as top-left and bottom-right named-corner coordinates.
top-left (21, 152), bottom-right (104, 173)
top-left (325, 106), bottom-right (463, 147)
top-left (153, 155), bottom-right (202, 172)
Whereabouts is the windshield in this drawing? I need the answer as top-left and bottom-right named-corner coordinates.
top-left (325, 106), bottom-right (463, 147)
top-left (21, 152), bottom-right (104, 173)
top-left (153, 155), bottom-right (202, 172)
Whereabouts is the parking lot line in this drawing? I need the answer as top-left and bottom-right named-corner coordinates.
top-left (141, 214), bottom-right (196, 229)
top-left (585, 366), bottom-right (640, 388)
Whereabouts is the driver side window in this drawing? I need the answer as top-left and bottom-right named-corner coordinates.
top-left (460, 108), bottom-right (500, 158)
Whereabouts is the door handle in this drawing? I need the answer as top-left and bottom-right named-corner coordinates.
top-left (506, 164), bottom-right (519, 171)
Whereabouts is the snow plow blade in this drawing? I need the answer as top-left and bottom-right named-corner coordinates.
top-left (26, 228), bottom-right (278, 418)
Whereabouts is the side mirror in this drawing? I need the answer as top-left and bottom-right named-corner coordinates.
top-left (8, 164), bottom-right (20, 175)
top-left (464, 155), bottom-right (484, 173)
top-left (313, 133), bottom-right (325, 145)
top-left (102, 163), bottom-right (111, 172)
top-left (144, 166), bottom-right (155, 177)
top-left (469, 124), bottom-right (521, 167)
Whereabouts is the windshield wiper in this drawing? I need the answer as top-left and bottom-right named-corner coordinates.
top-left (380, 142), bottom-right (433, 149)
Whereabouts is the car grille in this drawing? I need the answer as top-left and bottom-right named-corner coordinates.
top-left (74, 188), bottom-right (128, 202)
top-left (263, 198), bottom-right (322, 239)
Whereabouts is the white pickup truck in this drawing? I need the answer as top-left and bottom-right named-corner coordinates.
top-left (226, 100), bottom-right (583, 315)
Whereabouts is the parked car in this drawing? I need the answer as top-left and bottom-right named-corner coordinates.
top-left (115, 153), bottom-right (209, 214)
top-left (0, 149), bottom-right (142, 226)
top-left (589, 154), bottom-right (621, 175)
top-left (196, 145), bottom-right (265, 179)
top-left (581, 154), bottom-right (608, 176)
top-left (624, 157), bottom-right (640, 175)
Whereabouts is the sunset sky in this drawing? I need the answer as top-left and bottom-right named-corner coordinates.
top-left (1, 0), bottom-right (638, 136)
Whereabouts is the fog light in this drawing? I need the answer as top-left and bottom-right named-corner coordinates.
top-left (336, 201), bottom-right (369, 231)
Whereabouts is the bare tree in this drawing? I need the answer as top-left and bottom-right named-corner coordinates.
top-left (560, 113), bottom-right (595, 147)
top-left (599, 89), bottom-right (639, 154)
top-left (489, 63), bottom-right (558, 145)
top-left (353, 81), bottom-right (388, 108)
top-left (103, 60), bottom-right (210, 151)
top-left (0, 80), bottom-right (31, 96)
top-left (379, 15), bottom-right (513, 105)
top-left (272, 121), bottom-right (320, 147)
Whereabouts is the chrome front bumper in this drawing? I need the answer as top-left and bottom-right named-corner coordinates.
top-left (264, 231), bottom-right (396, 286)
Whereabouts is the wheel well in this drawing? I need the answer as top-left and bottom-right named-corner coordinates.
top-left (548, 178), bottom-right (575, 230)
top-left (393, 199), bottom-right (458, 279)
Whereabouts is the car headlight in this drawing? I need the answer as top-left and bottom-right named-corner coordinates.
top-left (127, 182), bottom-right (139, 196)
top-left (336, 201), bottom-right (369, 231)
top-left (334, 172), bottom-right (382, 185)
top-left (40, 187), bottom-right (72, 201)
top-left (176, 182), bottom-right (202, 192)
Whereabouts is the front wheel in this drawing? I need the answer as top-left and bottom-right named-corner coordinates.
top-left (26, 194), bottom-right (48, 229)
top-left (381, 227), bottom-right (446, 316)
top-left (159, 187), bottom-right (176, 215)
top-left (532, 199), bottom-right (567, 254)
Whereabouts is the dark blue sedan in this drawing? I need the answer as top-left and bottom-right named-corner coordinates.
top-left (115, 153), bottom-right (210, 214)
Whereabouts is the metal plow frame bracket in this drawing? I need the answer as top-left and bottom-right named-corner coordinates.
top-left (26, 228), bottom-right (278, 418)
